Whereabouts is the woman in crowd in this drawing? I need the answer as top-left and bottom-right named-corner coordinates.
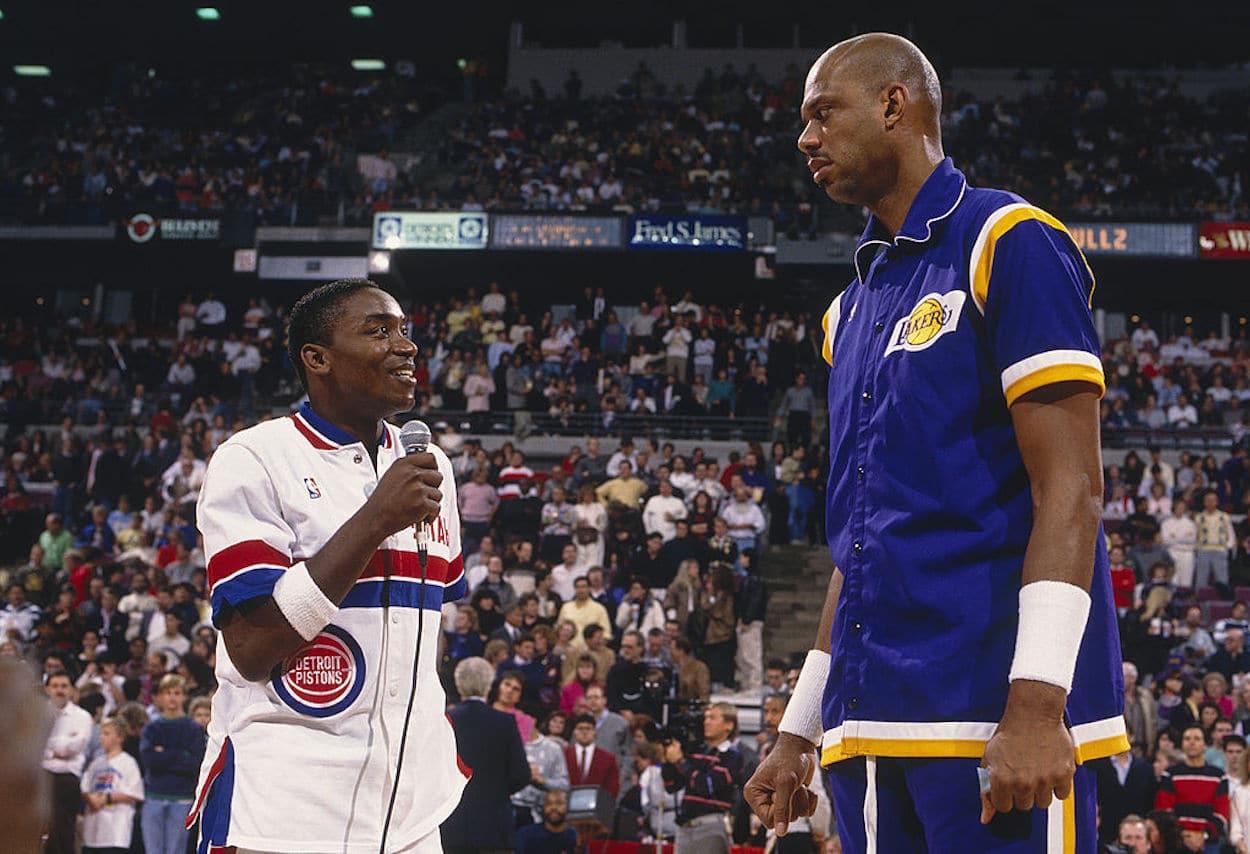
top-left (700, 562), bottom-right (737, 691)
top-left (541, 710), bottom-right (569, 747)
top-left (492, 670), bottom-right (535, 743)
top-left (1145, 809), bottom-right (1186, 853)
top-left (1205, 671), bottom-right (1236, 719)
top-left (559, 653), bottom-right (601, 714)
top-left (1234, 682), bottom-right (1250, 734)
top-left (551, 619), bottom-right (578, 663)
top-left (665, 559), bottom-right (703, 641)
top-left (686, 491), bottom-right (715, 541)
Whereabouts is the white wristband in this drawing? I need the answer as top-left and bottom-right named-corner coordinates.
top-left (271, 561), bottom-right (338, 642)
top-left (1008, 580), bottom-right (1091, 693)
top-left (778, 649), bottom-right (829, 747)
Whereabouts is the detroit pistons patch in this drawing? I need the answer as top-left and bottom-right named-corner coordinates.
top-left (271, 625), bottom-right (366, 717)
top-left (884, 290), bottom-right (966, 357)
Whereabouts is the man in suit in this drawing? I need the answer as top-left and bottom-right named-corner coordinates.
top-left (489, 604), bottom-right (525, 654)
top-left (83, 586), bottom-right (129, 661)
top-left (1090, 749), bottom-right (1157, 847)
top-left (442, 657), bottom-right (532, 854)
top-left (585, 683), bottom-right (632, 796)
top-left (564, 713), bottom-right (620, 799)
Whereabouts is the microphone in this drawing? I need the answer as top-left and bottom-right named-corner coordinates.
top-left (399, 420), bottom-right (433, 566)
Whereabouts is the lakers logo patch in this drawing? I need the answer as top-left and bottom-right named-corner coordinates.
top-left (884, 291), bottom-right (966, 356)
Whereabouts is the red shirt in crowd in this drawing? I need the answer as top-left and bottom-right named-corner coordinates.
top-left (1110, 565), bottom-right (1136, 609)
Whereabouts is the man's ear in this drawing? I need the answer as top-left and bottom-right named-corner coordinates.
top-left (883, 83), bottom-right (908, 130)
top-left (302, 343), bottom-right (331, 380)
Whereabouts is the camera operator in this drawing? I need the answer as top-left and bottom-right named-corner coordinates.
top-left (660, 702), bottom-right (745, 853)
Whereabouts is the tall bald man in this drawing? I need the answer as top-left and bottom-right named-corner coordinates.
top-left (745, 34), bottom-right (1126, 854)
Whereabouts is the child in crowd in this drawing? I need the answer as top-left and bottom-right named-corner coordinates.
top-left (81, 716), bottom-right (145, 854)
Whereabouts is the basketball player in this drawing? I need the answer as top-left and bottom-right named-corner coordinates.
top-left (188, 280), bottom-right (468, 853)
top-left (744, 35), bottom-right (1127, 853)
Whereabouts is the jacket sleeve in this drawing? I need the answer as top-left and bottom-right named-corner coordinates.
top-left (1154, 770), bottom-right (1175, 811)
top-left (506, 720), bottom-right (531, 795)
top-left (602, 752), bottom-right (620, 799)
top-left (198, 443), bottom-right (296, 627)
top-left (1216, 777), bottom-right (1231, 837)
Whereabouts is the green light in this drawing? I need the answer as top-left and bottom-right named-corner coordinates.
top-left (351, 58), bottom-right (385, 71)
top-left (0, 10), bottom-right (6, 20)
top-left (349, 5), bottom-right (373, 17)
top-left (13, 65), bottom-right (51, 77)
top-left (196, 7), bottom-right (221, 20)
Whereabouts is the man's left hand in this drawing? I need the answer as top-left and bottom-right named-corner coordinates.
top-left (980, 680), bottom-right (1075, 823)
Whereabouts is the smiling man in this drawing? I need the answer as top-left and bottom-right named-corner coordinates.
top-left (188, 279), bottom-right (467, 853)
top-left (745, 34), bottom-right (1127, 854)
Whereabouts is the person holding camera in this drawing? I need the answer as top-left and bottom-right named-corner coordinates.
top-left (661, 702), bottom-right (746, 853)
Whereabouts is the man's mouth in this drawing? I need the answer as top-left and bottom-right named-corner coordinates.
top-left (809, 157), bottom-right (833, 186)
top-left (389, 366), bottom-right (416, 385)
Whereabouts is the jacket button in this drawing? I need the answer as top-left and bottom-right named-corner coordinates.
top-left (848, 697), bottom-right (859, 710)
top-left (853, 542), bottom-right (862, 554)
top-left (353, 453), bottom-right (363, 464)
top-left (874, 322), bottom-right (885, 333)
top-left (856, 467), bottom-right (865, 481)
top-left (861, 391), bottom-right (872, 401)
top-left (852, 621), bottom-right (863, 632)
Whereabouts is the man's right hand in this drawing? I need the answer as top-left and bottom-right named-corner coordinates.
top-left (743, 732), bottom-right (820, 836)
top-left (366, 453), bottom-right (443, 537)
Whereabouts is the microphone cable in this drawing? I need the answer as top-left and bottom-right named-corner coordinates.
top-left (380, 419), bottom-right (434, 854)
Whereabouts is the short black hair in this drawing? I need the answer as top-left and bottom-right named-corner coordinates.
top-left (1182, 722), bottom-right (1210, 745)
top-left (286, 278), bottom-right (382, 390)
top-left (572, 713), bottom-right (596, 729)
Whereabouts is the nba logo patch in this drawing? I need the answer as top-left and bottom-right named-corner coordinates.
top-left (271, 625), bottom-right (366, 717)
top-left (304, 477), bottom-right (321, 499)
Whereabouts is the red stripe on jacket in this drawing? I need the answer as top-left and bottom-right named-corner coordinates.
top-left (208, 540), bottom-right (292, 587)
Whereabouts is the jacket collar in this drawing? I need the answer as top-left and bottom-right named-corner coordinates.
top-left (854, 157), bottom-right (968, 283)
top-left (291, 401), bottom-right (392, 450)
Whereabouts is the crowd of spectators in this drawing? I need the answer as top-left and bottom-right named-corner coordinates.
top-left (5, 62), bottom-right (1248, 232)
top-left (1090, 436), bottom-right (1250, 851)
top-left (1100, 320), bottom-right (1250, 449)
top-left (945, 73), bottom-right (1249, 224)
top-left (0, 280), bottom-right (840, 851)
top-left (4, 282), bottom-right (1250, 852)
top-left (0, 62), bottom-right (445, 227)
top-left (399, 65), bottom-right (1250, 232)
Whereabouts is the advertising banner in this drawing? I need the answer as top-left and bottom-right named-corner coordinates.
top-left (490, 214), bottom-right (623, 250)
top-left (120, 212), bottom-right (222, 243)
top-left (1199, 222), bottom-right (1250, 259)
top-left (1065, 222), bottom-right (1195, 258)
top-left (629, 214), bottom-right (747, 251)
top-left (372, 211), bottom-right (488, 250)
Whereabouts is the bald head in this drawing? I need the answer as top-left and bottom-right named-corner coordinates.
top-left (798, 32), bottom-right (945, 217)
top-left (808, 33), bottom-right (941, 127)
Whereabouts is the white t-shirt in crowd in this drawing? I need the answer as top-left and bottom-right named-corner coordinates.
top-left (81, 750), bottom-right (145, 849)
